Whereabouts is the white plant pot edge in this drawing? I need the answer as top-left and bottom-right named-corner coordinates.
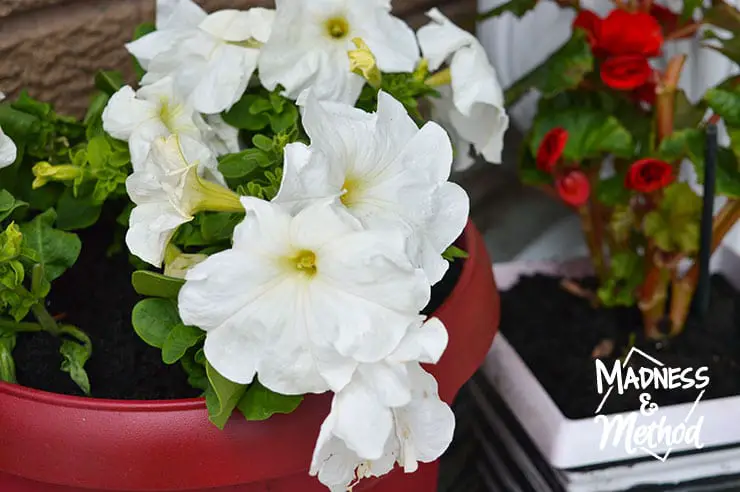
top-left (483, 245), bottom-right (740, 470)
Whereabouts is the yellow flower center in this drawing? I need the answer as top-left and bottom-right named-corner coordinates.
top-left (292, 250), bottom-right (317, 276)
top-left (158, 99), bottom-right (181, 133)
top-left (325, 16), bottom-right (350, 40)
top-left (340, 177), bottom-right (362, 207)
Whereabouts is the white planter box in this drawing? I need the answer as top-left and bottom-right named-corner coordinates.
top-left (483, 245), bottom-right (740, 478)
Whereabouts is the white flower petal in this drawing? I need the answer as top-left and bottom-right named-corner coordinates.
top-left (199, 8), bottom-right (275, 42)
top-left (202, 317), bottom-right (264, 385)
top-left (355, 11), bottom-right (419, 73)
top-left (388, 317), bottom-right (449, 365)
top-left (190, 44), bottom-right (258, 114)
top-left (125, 202), bottom-right (190, 267)
top-left (202, 114), bottom-right (241, 155)
top-left (357, 363), bottom-right (411, 408)
top-left (102, 86), bottom-right (155, 142)
top-left (416, 8), bottom-right (473, 71)
top-left (0, 127), bottom-right (17, 169)
top-left (332, 377), bottom-right (394, 460)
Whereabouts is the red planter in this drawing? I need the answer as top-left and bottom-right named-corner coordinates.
top-left (0, 221), bottom-right (499, 492)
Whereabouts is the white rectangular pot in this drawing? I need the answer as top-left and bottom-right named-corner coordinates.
top-left (483, 245), bottom-right (740, 474)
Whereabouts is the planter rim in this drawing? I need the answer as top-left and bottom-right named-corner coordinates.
top-left (0, 220), bottom-right (480, 410)
top-left (485, 244), bottom-right (740, 469)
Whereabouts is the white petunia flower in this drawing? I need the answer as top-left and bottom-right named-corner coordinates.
top-left (258, 0), bottom-right (420, 103)
top-left (141, 7), bottom-right (275, 114)
top-left (126, 0), bottom-right (207, 72)
top-left (310, 356), bottom-right (454, 490)
top-left (274, 91), bottom-right (469, 285)
top-left (0, 126), bottom-right (17, 169)
top-left (178, 197), bottom-right (432, 396)
top-left (417, 8), bottom-right (509, 170)
top-left (103, 77), bottom-right (205, 167)
top-left (125, 134), bottom-right (234, 267)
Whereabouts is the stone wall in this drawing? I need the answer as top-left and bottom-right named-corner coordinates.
top-left (0, 0), bottom-right (477, 117)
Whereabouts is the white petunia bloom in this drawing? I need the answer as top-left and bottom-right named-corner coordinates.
top-left (0, 92), bottom-right (16, 169)
top-left (140, 6), bottom-right (275, 114)
top-left (126, 0), bottom-right (207, 72)
top-left (274, 91), bottom-right (469, 285)
top-left (178, 197), bottom-right (433, 396)
top-left (258, 0), bottom-right (420, 103)
top-left (125, 134), bottom-right (231, 267)
top-left (103, 77), bottom-right (205, 167)
top-left (310, 352), bottom-right (455, 490)
top-left (417, 8), bottom-right (509, 170)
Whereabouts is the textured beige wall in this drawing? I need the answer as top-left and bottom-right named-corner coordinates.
top-left (0, 0), bottom-right (476, 117)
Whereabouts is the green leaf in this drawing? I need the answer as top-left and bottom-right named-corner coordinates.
top-left (12, 91), bottom-right (52, 119)
top-left (205, 361), bottom-right (247, 429)
top-left (222, 94), bottom-right (270, 131)
top-left (55, 188), bottom-right (103, 231)
top-left (705, 87), bottom-right (740, 126)
top-left (181, 347), bottom-right (208, 391)
top-left (0, 332), bottom-right (16, 383)
top-left (131, 298), bottom-right (181, 349)
top-left (674, 89), bottom-right (707, 131)
top-left (442, 245), bottom-right (469, 261)
top-left (268, 105), bottom-right (299, 134)
top-left (0, 189), bottom-right (28, 223)
top-left (131, 270), bottom-right (185, 299)
top-left (252, 134), bottom-right (274, 152)
top-left (597, 251), bottom-right (644, 307)
top-left (161, 324), bottom-right (205, 365)
top-left (531, 108), bottom-right (633, 162)
top-left (94, 71), bottom-right (125, 96)
top-left (704, 1), bottom-right (740, 33)
top-left (218, 149), bottom-right (270, 179)
top-left (504, 30), bottom-right (594, 107)
top-left (595, 174), bottom-right (631, 206)
top-left (643, 183), bottom-right (702, 254)
top-left (237, 381), bottom-right (303, 421)
top-left (478, 0), bottom-right (538, 20)
top-left (661, 128), bottom-right (740, 198)
top-left (200, 213), bottom-right (242, 242)
top-left (19, 209), bottom-right (81, 282)
top-left (59, 325), bottom-right (92, 395)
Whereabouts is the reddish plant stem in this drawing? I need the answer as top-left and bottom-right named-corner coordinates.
top-left (670, 200), bottom-right (740, 334)
top-left (655, 54), bottom-right (687, 145)
top-left (665, 22), bottom-right (702, 41)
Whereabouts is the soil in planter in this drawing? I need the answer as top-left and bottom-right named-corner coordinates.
top-left (500, 274), bottom-right (740, 419)
top-left (13, 217), bottom-right (464, 399)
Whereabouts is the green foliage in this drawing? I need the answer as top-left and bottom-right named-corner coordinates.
top-left (478, 0), bottom-right (538, 20)
top-left (595, 174), bottom-right (631, 206)
top-left (19, 209), bottom-right (81, 282)
top-left (357, 72), bottom-right (438, 122)
top-left (59, 325), bottom-right (92, 395)
top-left (530, 108), bottom-right (633, 163)
top-left (131, 298), bottom-right (182, 348)
top-left (442, 245), bottom-right (469, 262)
top-left (131, 271), bottom-right (185, 299)
top-left (704, 86), bottom-right (740, 162)
top-left (643, 183), bottom-right (702, 254)
top-left (162, 324), bottom-right (205, 365)
top-left (205, 361), bottom-right (247, 429)
top-left (181, 347), bottom-right (209, 391)
top-left (518, 139), bottom-right (552, 186)
top-left (0, 332), bottom-right (16, 383)
top-left (0, 223), bottom-right (36, 321)
top-left (237, 381), bottom-right (303, 421)
top-left (659, 128), bottom-right (740, 199)
top-left (505, 30), bottom-right (594, 107)
top-left (223, 87), bottom-right (299, 135)
top-left (0, 189), bottom-right (28, 223)
top-left (598, 251), bottom-right (645, 307)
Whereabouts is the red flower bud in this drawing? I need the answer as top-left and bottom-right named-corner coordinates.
top-left (536, 127), bottom-right (569, 173)
top-left (599, 9), bottom-right (663, 58)
top-left (573, 10), bottom-right (602, 51)
top-left (556, 170), bottom-right (591, 207)
top-left (625, 158), bottom-right (674, 193)
top-left (600, 55), bottom-right (652, 90)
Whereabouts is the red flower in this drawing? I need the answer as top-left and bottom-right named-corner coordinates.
top-left (600, 55), bottom-right (653, 90)
top-left (573, 10), bottom-right (602, 50)
top-left (625, 159), bottom-right (674, 193)
top-left (556, 170), bottom-right (591, 207)
top-left (599, 9), bottom-right (663, 58)
top-left (536, 128), bottom-right (569, 173)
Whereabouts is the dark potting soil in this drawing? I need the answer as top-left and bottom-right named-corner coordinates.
top-left (12, 217), bottom-right (464, 400)
top-left (500, 274), bottom-right (740, 419)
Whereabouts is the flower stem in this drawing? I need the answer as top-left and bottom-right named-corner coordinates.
top-left (578, 204), bottom-right (607, 282)
top-left (425, 68), bottom-right (452, 88)
top-left (639, 259), bottom-right (670, 339)
top-left (670, 199), bottom-right (740, 334)
top-left (0, 320), bottom-right (43, 333)
top-left (30, 302), bottom-right (61, 336)
top-left (655, 54), bottom-right (687, 144)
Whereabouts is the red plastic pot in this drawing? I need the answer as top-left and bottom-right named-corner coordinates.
top-left (0, 221), bottom-right (499, 492)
